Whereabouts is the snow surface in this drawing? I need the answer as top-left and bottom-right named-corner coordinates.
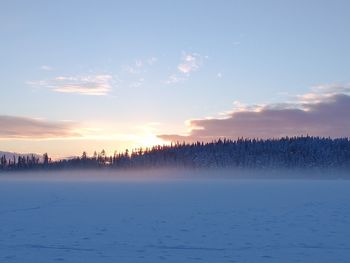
top-left (0, 171), bottom-right (350, 262)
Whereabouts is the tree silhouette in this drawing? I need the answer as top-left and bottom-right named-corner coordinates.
top-left (1, 136), bottom-right (350, 172)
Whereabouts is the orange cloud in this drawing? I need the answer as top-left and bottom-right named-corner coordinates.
top-left (0, 116), bottom-right (80, 139)
top-left (159, 89), bottom-right (350, 142)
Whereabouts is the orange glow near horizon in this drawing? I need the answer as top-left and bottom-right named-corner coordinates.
top-left (0, 122), bottom-right (172, 159)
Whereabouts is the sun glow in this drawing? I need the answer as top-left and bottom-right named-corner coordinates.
top-left (71, 122), bottom-right (170, 154)
top-left (134, 132), bottom-right (168, 149)
top-left (0, 121), bottom-right (171, 159)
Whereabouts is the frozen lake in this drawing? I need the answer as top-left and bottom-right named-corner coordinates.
top-left (0, 172), bottom-right (350, 262)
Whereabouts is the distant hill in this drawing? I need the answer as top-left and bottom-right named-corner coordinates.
top-left (0, 151), bottom-right (42, 161)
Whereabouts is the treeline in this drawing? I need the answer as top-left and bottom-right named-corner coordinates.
top-left (1, 136), bottom-right (350, 171)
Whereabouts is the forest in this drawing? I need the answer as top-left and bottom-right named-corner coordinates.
top-left (1, 136), bottom-right (350, 171)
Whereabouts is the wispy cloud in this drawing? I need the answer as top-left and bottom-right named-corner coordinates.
top-left (53, 75), bottom-right (112, 95)
top-left (29, 57), bottom-right (159, 95)
top-left (298, 83), bottom-right (350, 104)
top-left (158, 84), bottom-right (350, 142)
top-left (123, 57), bottom-right (157, 74)
top-left (147, 57), bottom-right (158, 65)
top-left (166, 52), bottom-right (205, 85)
top-left (119, 57), bottom-right (158, 88)
top-left (177, 52), bottom-right (203, 74)
top-left (0, 115), bottom-right (80, 139)
top-left (40, 65), bottom-right (53, 71)
top-left (28, 74), bottom-right (113, 96)
top-left (165, 74), bottom-right (186, 84)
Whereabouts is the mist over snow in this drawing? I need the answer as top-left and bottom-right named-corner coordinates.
top-left (0, 168), bottom-right (349, 183)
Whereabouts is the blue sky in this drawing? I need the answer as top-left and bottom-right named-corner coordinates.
top-left (1, 0), bottom-right (350, 157)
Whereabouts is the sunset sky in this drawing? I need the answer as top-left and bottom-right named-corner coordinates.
top-left (1, 0), bottom-right (350, 158)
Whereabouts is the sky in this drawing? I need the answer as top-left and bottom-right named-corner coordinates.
top-left (1, 0), bottom-right (350, 158)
